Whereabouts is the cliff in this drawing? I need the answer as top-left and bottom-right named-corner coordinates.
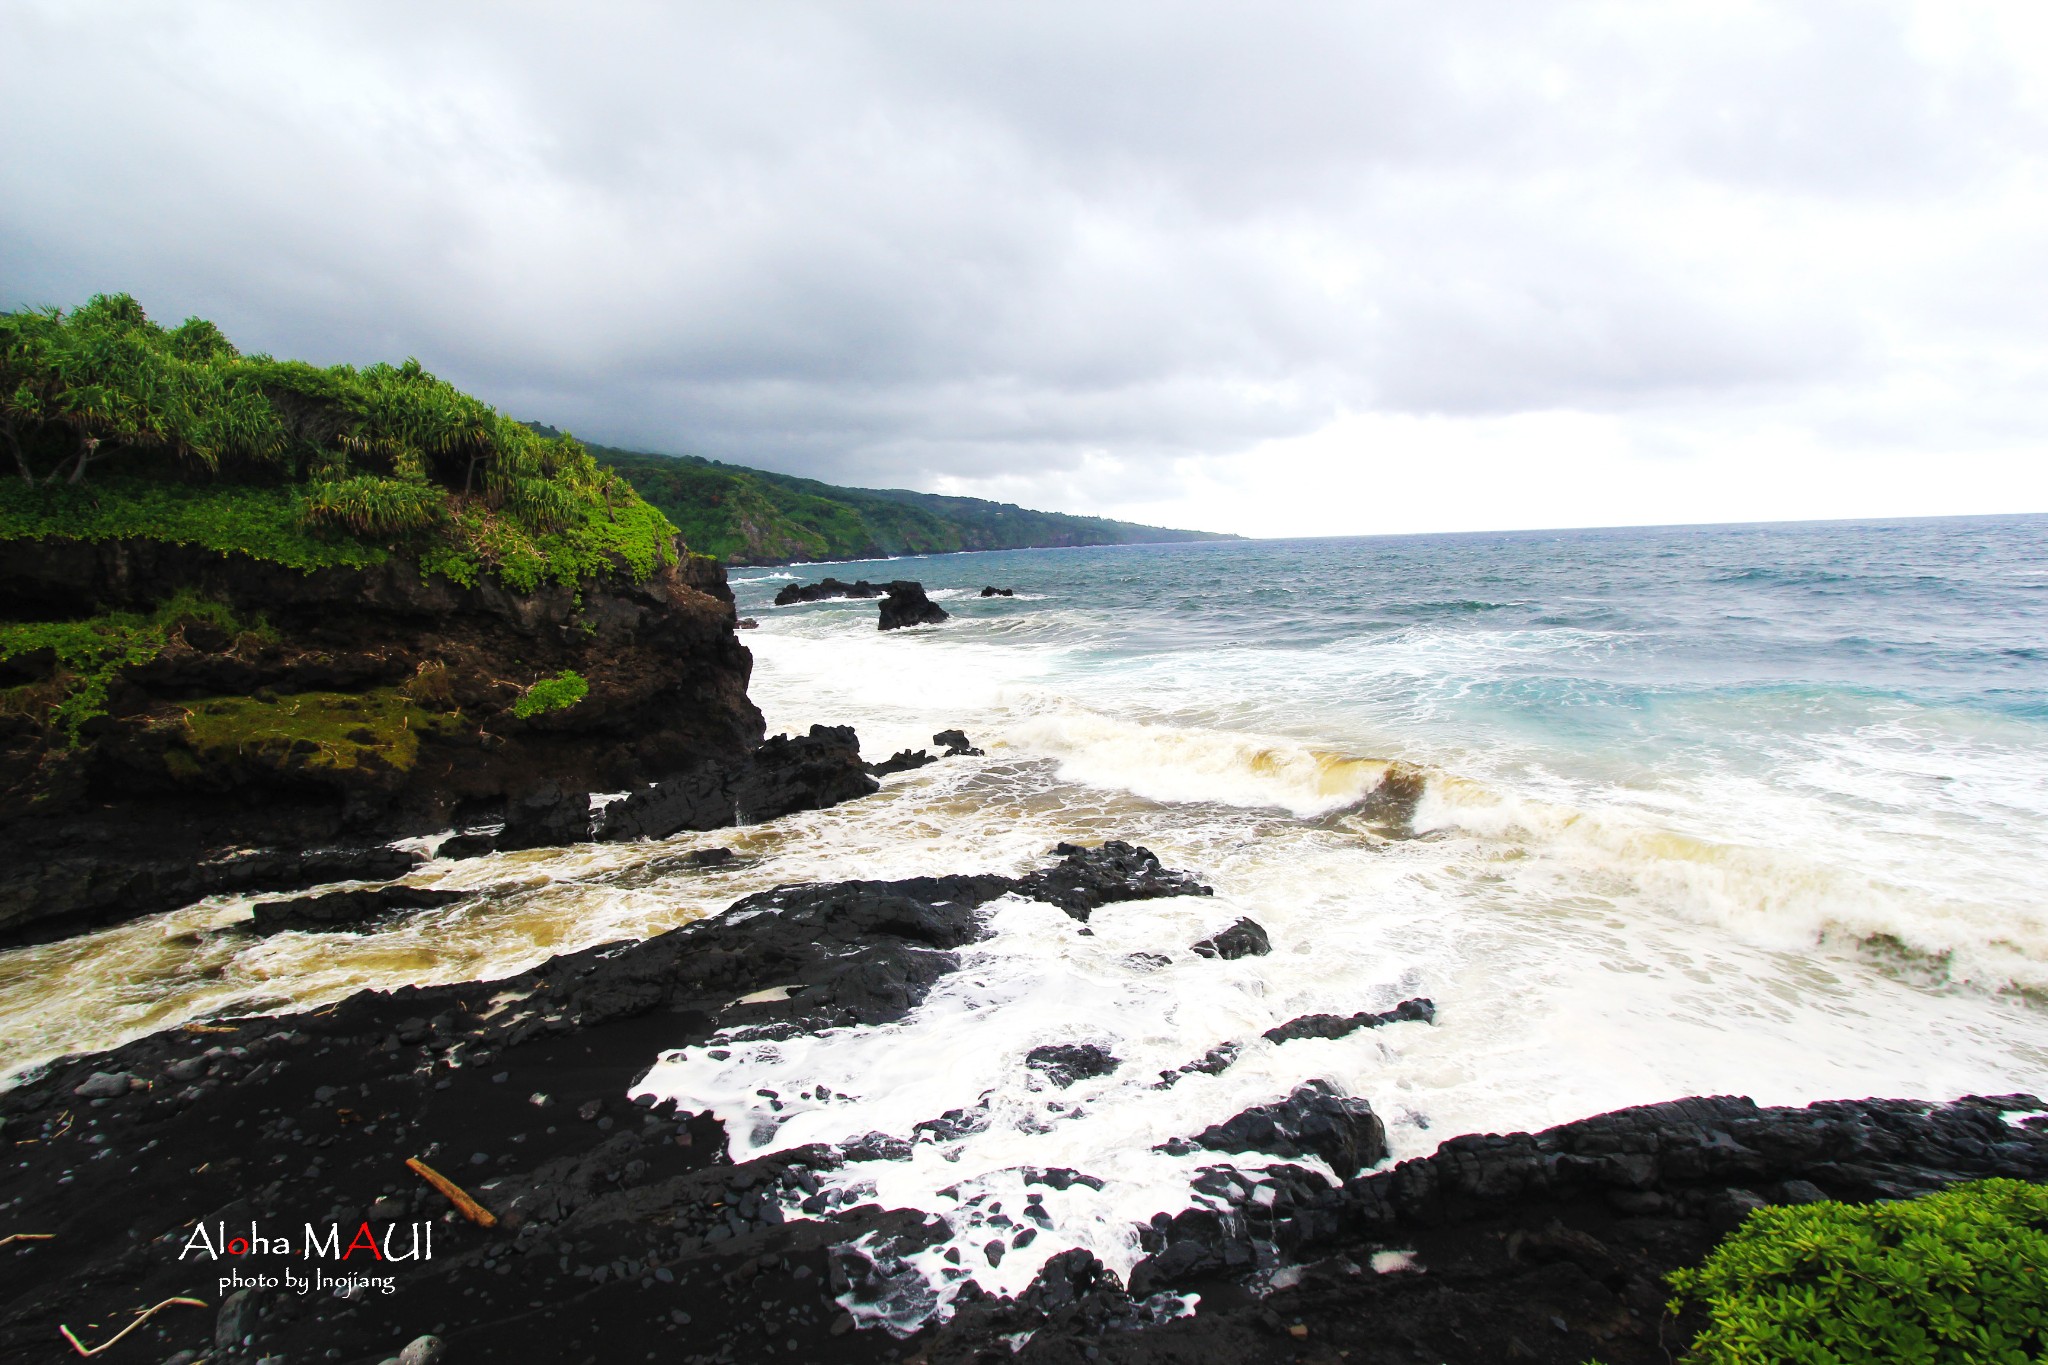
top-left (0, 295), bottom-right (767, 940)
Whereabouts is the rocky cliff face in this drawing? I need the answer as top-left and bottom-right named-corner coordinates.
top-left (0, 537), bottom-right (763, 940)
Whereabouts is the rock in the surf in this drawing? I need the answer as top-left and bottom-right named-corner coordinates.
top-left (932, 728), bottom-right (984, 756)
top-left (1025, 1043), bottom-right (1122, 1087)
top-left (879, 581), bottom-right (949, 630)
top-left (1355, 761), bottom-right (1429, 836)
top-left (774, 577), bottom-right (889, 605)
top-left (1191, 916), bottom-right (1272, 960)
top-left (246, 884), bottom-right (468, 934)
top-left (1179, 1079), bottom-right (1387, 1178)
top-left (1262, 996), bottom-right (1435, 1044)
top-left (456, 726), bottom-right (882, 852)
top-left (1018, 840), bottom-right (1213, 921)
top-left (980, 586), bottom-right (1015, 597)
top-left (869, 748), bottom-right (937, 776)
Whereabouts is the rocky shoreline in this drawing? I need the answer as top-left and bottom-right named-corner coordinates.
top-left (3, 842), bottom-right (2043, 1365)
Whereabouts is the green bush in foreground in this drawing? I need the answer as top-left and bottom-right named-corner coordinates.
top-left (1669, 1178), bottom-right (2048, 1364)
top-left (511, 669), bottom-right (588, 719)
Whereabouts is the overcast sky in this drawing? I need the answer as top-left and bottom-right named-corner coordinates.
top-left (4, 2), bottom-right (2046, 537)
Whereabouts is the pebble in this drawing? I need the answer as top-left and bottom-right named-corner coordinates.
top-left (397, 1336), bottom-right (446, 1365)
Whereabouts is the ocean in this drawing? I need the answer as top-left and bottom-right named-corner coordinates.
top-left (5, 514), bottom-right (2047, 1321)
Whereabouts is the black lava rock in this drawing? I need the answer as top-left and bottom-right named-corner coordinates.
top-left (932, 729), bottom-right (983, 756)
top-left (1017, 841), bottom-right (1212, 922)
top-left (246, 884), bottom-right (469, 933)
top-left (879, 582), bottom-right (949, 631)
top-left (868, 749), bottom-right (936, 777)
top-left (979, 586), bottom-right (1015, 597)
top-left (1184, 1079), bottom-right (1387, 1178)
top-left (1262, 996), bottom-right (1435, 1044)
top-left (774, 577), bottom-right (890, 605)
top-left (1191, 917), bottom-right (1272, 960)
top-left (1025, 1043), bottom-right (1122, 1088)
top-left (469, 726), bottom-right (882, 851)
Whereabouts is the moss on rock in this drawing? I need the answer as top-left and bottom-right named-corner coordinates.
top-left (177, 687), bottom-right (461, 778)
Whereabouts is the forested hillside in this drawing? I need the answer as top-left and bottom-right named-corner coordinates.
top-left (549, 430), bottom-right (1238, 564)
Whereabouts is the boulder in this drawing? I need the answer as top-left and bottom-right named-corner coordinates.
top-left (932, 729), bottom-right (983, 756)
top-left (1017, 841), bottom-right (1213, 922)
top-left (1179, 1079), bottom-right (1387, 1179)
top-left (979, 586), bottom-right (1015, 597)
top-left (878, 582), bottom-right (949, 631)
top-left (455, 726), bottom-right (882, 852)
top-left (1191, 917), bottom-right (1271, 960)
top-left (1025, 1043), bottom-right (1121, 1088)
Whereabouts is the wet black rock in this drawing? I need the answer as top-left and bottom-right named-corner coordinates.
top-left (774, 578), bottom-right (890, 606)
top-left (1356, 760), bottom-right (1429, 835)
top-left (1018, 841), bottom-right (1212, 922)
top-left (11, 842), bottom-right (2048, 1364)
top-left (1157, 1042), bottom-right (1240, 1088)
top-left (868, 749), bottom-right (936, 777)
top-left (878, 583), bottom-right (949, 631)
top-left (728, 725), bottom-right (881, 824)
top-left (467, 726), bottom-right (880, 852)
top-left (1262, 996), bottom-right (1436, 1045)
top-left (931, 729), bottom-right (983, 757)
top-left (1191, 916), bottom-right (1272, 960)
top-left (1179, 1079), bottom-right (1388, 1179)
top-left (1022, 1166), bottom-right (1108, 1192)
top-left (684, 846), bottom-right (735, 868)
top-left (1025, 1043), bottom-right (1121, 1088)
top-left (0, 843), bottom-right (423, 948)
top-left (0, 842), bottom-right (1212, 1365)
top-left (979, 586), bottom-right (1015, 597)
top-left (736, 617), bottom-right (759, 629)
top-left (246, 883), bottom-right (469, 933)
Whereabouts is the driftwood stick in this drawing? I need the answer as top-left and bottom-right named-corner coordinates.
top-left (58, 1296), bottom-right (207, 1357)
top-left (406, 1156), bottom-right (498, 1227)
top-left (0, 1233), bottom-right (54, 1248)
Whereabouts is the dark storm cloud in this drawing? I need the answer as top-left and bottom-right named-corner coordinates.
top-left (1, 1), bottom-right (2043, 502)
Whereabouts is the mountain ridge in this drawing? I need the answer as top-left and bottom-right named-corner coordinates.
top-left (539, 427), bottom-right (1240, 565)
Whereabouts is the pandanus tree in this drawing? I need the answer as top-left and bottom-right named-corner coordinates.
top-left (0, 293), bottom-right (673, 590)
top-left (0, 294), bottom-right (287, 485)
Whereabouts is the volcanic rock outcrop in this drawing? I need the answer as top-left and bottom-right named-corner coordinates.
top-left (0, 539), bottom-right (763, 941)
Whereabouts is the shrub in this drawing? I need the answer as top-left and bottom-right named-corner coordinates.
top-left (511, 670), bottom-right (588, 719)
top-left (1668, 1178), bottom-right (2048, 1363)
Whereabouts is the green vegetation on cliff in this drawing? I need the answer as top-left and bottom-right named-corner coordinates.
top-left (0, 294), bottom-right (677, 591)
top-left (559, 432), bottom-right (1238, 565)
top-left (0, 590), bottom-right (266, 743)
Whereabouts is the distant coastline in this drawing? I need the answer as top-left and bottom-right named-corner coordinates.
top-left (542, 427), bottom-right (1240, 565)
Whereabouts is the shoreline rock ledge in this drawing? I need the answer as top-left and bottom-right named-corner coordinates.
top-left (0, 540), bottom-right (767, 945)
top-left (2, 842), bottom-right (2044, 1364)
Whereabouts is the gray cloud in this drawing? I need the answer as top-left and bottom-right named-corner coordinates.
top-left (2, 1), bottom-right (2044, 513)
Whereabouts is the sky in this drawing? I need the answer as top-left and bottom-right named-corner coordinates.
top-left (4, 1), bottom-right (2046, 538)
